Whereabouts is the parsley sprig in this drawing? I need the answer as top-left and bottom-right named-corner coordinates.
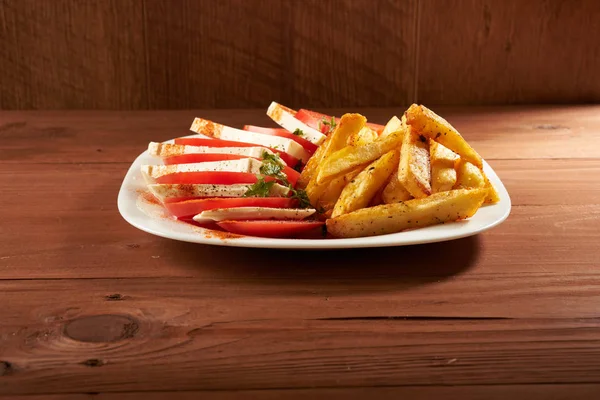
top-left (319, 116), bottom-right (337, 133)
top-left (293, 128), bottom-right (304, 136)
top-left (244, 151), bottom-right (312, 208)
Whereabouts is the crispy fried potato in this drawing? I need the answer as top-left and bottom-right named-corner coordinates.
top-left (431, 164), bottom-right (457, 193)
top-left (382, 175), bottom-right (413, 203)
top-left (299, 113), bottom-right (365, 189)
top-left (398, 125), bottom-right (431, 198)
top-left (347, 126), bottom-right (378, 147)
top-left (326, 188), bottom-right (488, 238)
top-left (332, 150), bottom-right (400, 218)
top-left (380, 116), bottom-right (402, 138)
top-left (430, 140), bottom-right (459, 166)
top-left (483, 173), bottom-right (500, 204)
top-left (317, 164), bottom-right (367, 212)
top-left (405, 104), bottom-right (483, 169)
top-left (317, 129), bottom-right (404, 184)
top-left (455, 159), bottom-right (486, 189)
top-left (298, 136), bottom-right (329, 188)
top-left (304, 114), bottom-right (366, 202)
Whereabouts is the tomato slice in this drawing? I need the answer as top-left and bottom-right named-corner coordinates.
top-left (175, 137), bottom-right (300, 168)
top-left (216, 220), bottom-right (325, 238)
top-left (165, 198), bottom-right (296, 218)
top-left (243, 125), bottom-right (318, 154)
top-left (155, 172), bottom-right (277, 185)
top-left (295, 109), bottom-right (385, 135)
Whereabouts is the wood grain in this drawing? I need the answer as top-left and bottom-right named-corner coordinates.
top-left (289, 0), bottom-right (417, 107)
top-left (1, 106), bottom-right (599, 164)
top-left (4, 385), bottom-right (600, 400)
top-left (417, 0), bottom-right (600, 105)
top-left (0, 0), bottom-right (147, 109)
top-left (3, 309), bottom-right (600, 394)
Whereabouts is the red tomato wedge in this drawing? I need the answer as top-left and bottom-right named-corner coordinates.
top-left (216, 220), bottom-right (325, 238)
top-left (161, 155), bottom-right (300, 186)
top-left (295, 109), bottom-right (385, 135)
top-left (243, 125), bottom-right (318, 154)
top-left (174, 138), bottom-right (300, 168)
top-left (155, 172), bottom-right (277, 185)
top-left (165, 197), bottom-right (296, 218)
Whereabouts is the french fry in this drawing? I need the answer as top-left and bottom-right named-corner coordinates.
top-left (398, 125), bottom-right (431, 198)
top-left (347, 126), bottom-right (378, 147)
top-left (317, 164), bottom-right (367, 212)
top-left (431, 164), bottom-right (457, 193)
top-left (303, 113), bottom-right (366, 201)
top-left (326, 188), bottom-right (488, 238)
top-left (483, 173), bottom-right (501, 204)
top-left (380, 116), bottom-right (402, 138)
top-left (405, 104), bottom-right (483, 169)
top-left (298, 135), bottom-right (329, 188)
top-left (332, 150), bottom-right (400, 218)
top-left (430, 141), bottom-right (458, 193)
top-left (454, 159), bottom-right (486, 189)
top-left (382, 175), bottom-right (413, 203)
top-left (317, 129), bottom-right (404, 184)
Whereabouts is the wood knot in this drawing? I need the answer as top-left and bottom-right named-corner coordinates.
top-left (104, 293), bottom-right (126, 301)
top-left (64, 315), bottom-right (139, 343)
top-left (0, 361), bottom-right (14, 376)
top-left (81, 359), bottom-right (105, 367)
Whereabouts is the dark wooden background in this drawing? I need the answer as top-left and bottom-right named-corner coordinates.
top-left (1, 0), bottom-right (599, 110)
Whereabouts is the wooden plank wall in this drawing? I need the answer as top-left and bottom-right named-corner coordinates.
top-left (1, 0), bottom-right (599, 110)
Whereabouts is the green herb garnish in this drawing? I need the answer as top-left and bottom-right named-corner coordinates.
top-left (242, 152), bottom-right (313, 208)
top-left (319, 116), bottom-right (337, 133)
top-left (293, 128), bottom-right (304, 136)
top-left (244, 176), bottom-right (276, 198)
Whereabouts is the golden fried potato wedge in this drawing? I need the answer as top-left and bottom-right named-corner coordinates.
top-left (317, 129), bottom-right (404, 184)
top-left (483, 173), bottom-right (500, 204)
top-left (431, 164), bottom-right (457, 193)
top-left (455, 159), bottom-right (486, 189)
top-left (405, 104), bottom-right (483, 169)
top-left (430, 140), bottom-right (459, 166)
top-left (332, 150), bottom-right (400, 218)
top-left (382, 175), bottom-right (413, 203)
top-left (317, 164), bottom-right (367, 212)
top-left (347, 126), bottom-right (378, 147)
top-left (398, 126), bottom-right (431, 198)
top-left (326, 188), bottom-right (488, 238)
top-left (380, 116), bottom-right (402, 138)
top-left (299, 113), bottom-right (365, 189)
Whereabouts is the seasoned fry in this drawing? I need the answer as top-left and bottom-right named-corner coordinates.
top-left (299, 113), bottom-right (366, 188)
top-left (430, 141), bottom-right (459, 166)
top-left (304, 114), bottom-right (366, 201)
top-left (317, 164), bottom-right (367, 212)
top-left (347, 126), bottom-right (378, 147)
top-left (405, 104), bottom-right (483, 169)
top-left (326, 188), bottom-right (488, 238)
top-left (398, 125), bottom-right (431, 198)
top-left (431, 164), bottom-right (457, 193)
top-left (317, 129), bottom-right (404, 184)
top-left (332, 150), bottom-right (400, 218)
top-left (382, 175), bottom-right (413, 203)
top-left (483, 173), bottom-right (501, 204)
top-left (380, 116), bottom-right (402, 138)
top-left (455, 159), bottom-right (486, 189)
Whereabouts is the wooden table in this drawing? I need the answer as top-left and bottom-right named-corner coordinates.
top-left (1, 106), bottom-right (600, 399)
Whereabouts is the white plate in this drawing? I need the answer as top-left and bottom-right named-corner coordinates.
top-left (118, 150), bottom-right (511, 249)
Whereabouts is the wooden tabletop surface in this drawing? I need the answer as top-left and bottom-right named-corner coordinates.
top-left (1, 106), bottom-right (600, 399)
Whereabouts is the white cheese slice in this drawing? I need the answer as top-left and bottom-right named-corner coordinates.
top-left (148, 142), bottom-right (275, 159)
top-left (141, 159), bottom-right (262, 184)
top-left (148, 183), bottom-right (291, 201)
top-left (194, 207), bottom-right (316, 222)
top-left (267, 101), bottom-right (326, 145)
top-left (189, 118), bottom-right (310, 163)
